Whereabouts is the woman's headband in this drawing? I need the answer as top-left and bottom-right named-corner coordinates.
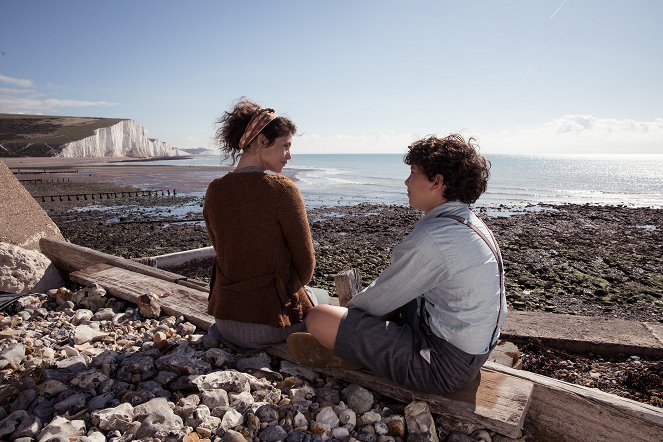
top-left (239, 108), bottom-right (278, 149)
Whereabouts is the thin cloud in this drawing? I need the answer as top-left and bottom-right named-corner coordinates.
top-left (298, 115), bottom-right (663, 155)
top-left (550, 0), bottom-right (568, 19)
top-left (0, 87), bottom-right (35, 95)
top-left (0, 74), bottom-right (117, 114)
top-left (0, 73), bottom-right (34, 88)
top-left (0, 96), bottom-right (118, 114)
top-left (483, 115), bottom-right (663, 154)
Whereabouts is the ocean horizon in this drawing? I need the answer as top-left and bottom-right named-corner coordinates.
top-left (139, 153), bottom-right (663, 210)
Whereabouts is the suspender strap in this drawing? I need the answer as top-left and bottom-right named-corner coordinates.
top-left (434, 213), bottom-right (505, 350)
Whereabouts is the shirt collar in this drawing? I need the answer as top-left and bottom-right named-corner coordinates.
top-left (418, 200), bottom-right (470, 224)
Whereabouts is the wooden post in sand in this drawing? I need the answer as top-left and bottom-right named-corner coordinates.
top-left (333, 268), bottom-right (362, 307)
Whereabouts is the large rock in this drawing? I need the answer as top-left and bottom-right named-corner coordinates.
top-left (0, 161), bottom-right (64, 250)
top-left (0, 242), bottom-right (64, 294)
top-left (36, 416), bottom-right (86, 441)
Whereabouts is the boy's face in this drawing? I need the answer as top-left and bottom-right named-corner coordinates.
top-left (404, 165), bottom-right (446, 212)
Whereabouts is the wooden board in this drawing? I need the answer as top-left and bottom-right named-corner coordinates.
top-left (69, 263), bottom-right (213, 330)
top-left (40, 237), bottom-right (208, 291)
top-left (484, 361), bottom-right (663, 442)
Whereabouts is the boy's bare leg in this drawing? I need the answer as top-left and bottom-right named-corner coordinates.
top-left (304, 304), bottom-right (348, 349)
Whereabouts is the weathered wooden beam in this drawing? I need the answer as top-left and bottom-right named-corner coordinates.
top-left (333, 268), bottom-right (362, 307)
top-left (484, 361), bottom-right (663, 442)
top-left (133, 246), bottom-right (215, 269)
top-left (40, 237), bottom-right (208, 291)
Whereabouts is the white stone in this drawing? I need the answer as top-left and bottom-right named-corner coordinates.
top-left (134, 407), bottom-right (184, 439)
top-left (71, 284), bottom-right (106, 311)
top-left (190, 370), bottom-right (250, 393)
top-left (360, 410), bottom-right (381, 425)
top-left (0, 242), bottom-right (64, 294)
top-left (293, 411), bottom-right (308, 429)
top-left (229, 390), bottom-right (254, 412)
top-left (37, 416), bottom-right (86, 441)
top-left (404, 401), bottom-right (438, 442)
top-left (201, 389), bottom-right (230, 409)
top-left (61, 345), bottom-right (80, 357)
top-left (73, 324), bottom-right (108, 345)
top-left (332, 426), bottom-right (350, 440)
top-left (316, 406), bottom-right (340, 427)
top-left (338, 408), bottom-right (356, 429)
top-left (0, 342), bottom-right (25, 368)
top-left (79, 431), bottom-right (106, 442)
top-left (91, 402), bottom-right (134, 432)
top-left (133, 397), bottom-right (171, 422)
top-left (290, 384), bottom-right (316, 403)
top-left (220, 408), bottom-right (243, 430)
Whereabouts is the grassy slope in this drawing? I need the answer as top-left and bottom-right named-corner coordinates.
top-left (0, 113), bottom-right (126, 145)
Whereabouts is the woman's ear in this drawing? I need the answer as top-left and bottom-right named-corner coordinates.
top-left (256, 133), bottom-right (269, 149)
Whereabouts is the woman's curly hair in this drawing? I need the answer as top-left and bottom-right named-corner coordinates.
top-left (404, 134), bottom-right (490, 204)
top-left (215, 97), bottom-right (296, 164)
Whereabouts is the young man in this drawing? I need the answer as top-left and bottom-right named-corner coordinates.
top-left (288, 134), bottom-right (507, 395)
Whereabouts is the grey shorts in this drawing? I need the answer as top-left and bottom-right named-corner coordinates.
top-left (334, 300), bottom-right (490, 395)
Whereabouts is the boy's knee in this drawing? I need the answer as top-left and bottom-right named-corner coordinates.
top-left (305, 305), bottom-right (325, 333)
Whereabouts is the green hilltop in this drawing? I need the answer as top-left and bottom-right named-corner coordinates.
top-left (0, 113), bottom-right (126, 157)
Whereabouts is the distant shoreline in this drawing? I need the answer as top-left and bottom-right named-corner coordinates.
top-left (1, 156), bottom-right (192, 168)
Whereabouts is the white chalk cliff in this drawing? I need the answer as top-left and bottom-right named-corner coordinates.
top-left (60, 119), bottom-right (178, 158)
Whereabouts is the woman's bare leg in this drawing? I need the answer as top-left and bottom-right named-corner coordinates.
top-left (305, 304), bottom-right (348, 349)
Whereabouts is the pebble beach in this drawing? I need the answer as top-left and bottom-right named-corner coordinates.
top-left (1, 158), bottom-right (662, 441)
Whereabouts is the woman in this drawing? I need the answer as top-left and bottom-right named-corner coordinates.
top-left (289, 134), bottom-right (507, 394)
top-left (204, 98), bottom-right (315, 350)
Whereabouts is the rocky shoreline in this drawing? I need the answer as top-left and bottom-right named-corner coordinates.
top-left (28, 179), bottom-right (662, 323)
top-left (2, 288), bottom-right (472, 442)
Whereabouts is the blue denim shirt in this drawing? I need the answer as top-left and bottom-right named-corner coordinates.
top-left (346, 201), bottom-right (507, 354)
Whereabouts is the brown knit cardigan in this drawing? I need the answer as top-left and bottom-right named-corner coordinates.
top-left (203, 172), bottom-right (315, 328)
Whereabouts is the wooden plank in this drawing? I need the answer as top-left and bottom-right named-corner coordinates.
top-left (40, 237), bottom-right (208, 291)
top-left (333, 268), bottom-right (362, 307)
top-left (267, 344), bottom-right (532, 438)
top-left (484, 362), bottom-right (663, 442)
top-left (69, 264), bottom-right (214, 330)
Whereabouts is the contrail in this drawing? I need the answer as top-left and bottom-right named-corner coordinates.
top-left (550, 0), bottom-right (567, 19)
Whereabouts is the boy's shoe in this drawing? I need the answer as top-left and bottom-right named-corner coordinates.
top-left (287, 332), bottom-right (361, 370)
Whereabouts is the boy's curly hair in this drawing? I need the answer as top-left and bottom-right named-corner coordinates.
top-left (404, 134), bottom-right (490, 204)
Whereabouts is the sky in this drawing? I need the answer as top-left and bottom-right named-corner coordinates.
top-left (1, 0), bottom-right (662, 154)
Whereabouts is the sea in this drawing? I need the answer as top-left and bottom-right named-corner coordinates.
top-left (140, 153), bottom-right (663, 210)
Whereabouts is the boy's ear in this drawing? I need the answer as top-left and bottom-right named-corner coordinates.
top-left (432, 173), bottom-right (445, 188)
